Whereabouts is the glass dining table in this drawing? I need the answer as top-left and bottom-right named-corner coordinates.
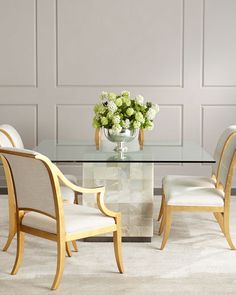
top-left (35, 140), bottom-right (214, 242)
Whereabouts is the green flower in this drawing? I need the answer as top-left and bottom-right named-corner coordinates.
top-left (92, 117), bottom-right (101, 128)
top-left (94, 103), bottom-right (106, 114)
top-left (108, 92), bottom-right (117, 101)
top-left (145, 120), bottom-right (154, 130)
top-left (123, 97), bottom-right (131, 106)
top-left (101, 117), bottom-right (108, 126)
top-left (121, 90), bottom-right (130, 98)
top-left (126, 107), bottom-right (134, 117)
top-left (112, 123), bottom-right (122, 134)
top-left (135, 112), bottom-right (144, 123)
top-left (112, 115), bottom-right (121, 124)
top-left (115, 98), bottom-right (123, 107)
top-left (133, 121), bottom-right (141, 129)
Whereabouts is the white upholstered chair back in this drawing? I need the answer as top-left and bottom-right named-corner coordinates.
top-left (217, 131), bottom-right (236, 190)
top-left (212, 126), bottom-right (236, 178)
top-left (0, 148), bottom-right (58, 218)
top-left (0, 124), bottom-right (24, 149)
top-left (0, 130), bottom-right (14, 147)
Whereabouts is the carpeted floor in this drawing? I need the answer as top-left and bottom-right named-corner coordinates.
top-left (0, 195), bottom-right (236, 295)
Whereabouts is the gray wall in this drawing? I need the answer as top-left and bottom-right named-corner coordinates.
top-left (0, 0), bottom-right (236, 187)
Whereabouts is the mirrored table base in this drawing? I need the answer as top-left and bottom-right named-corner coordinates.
top-left (83, 162), bottom-right (154, 240)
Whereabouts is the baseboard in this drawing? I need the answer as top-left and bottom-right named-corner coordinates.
top-left (1, 187), bottom-right (236, 196)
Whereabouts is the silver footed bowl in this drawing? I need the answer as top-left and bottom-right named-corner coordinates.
top-left (104, 128), bottom-right (137, 152)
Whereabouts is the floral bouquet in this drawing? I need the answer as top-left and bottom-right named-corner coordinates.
top-left (93, 91), bottom-right (159, 134)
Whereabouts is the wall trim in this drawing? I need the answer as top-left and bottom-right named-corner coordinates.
top-left (1, 187), bottom-right (235, 196)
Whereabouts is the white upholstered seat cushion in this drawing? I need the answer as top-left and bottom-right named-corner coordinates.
top-left (165, 187), bottom-right (224, 207)
top-left (22, 204), bottom-right (115, 234)
top-left (162, 175), bottom-right (216, 196)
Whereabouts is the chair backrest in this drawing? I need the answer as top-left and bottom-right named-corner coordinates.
top-left (0, 130), bottom-right (14, 147)
top-left (0, 124), bottom-right (24, 149)
top-left (212, 126), bottom-right (236, 179)
top-left (217, 131), bottom-right (236, 191)
top-left (0, 148), bottom-right (61, 218)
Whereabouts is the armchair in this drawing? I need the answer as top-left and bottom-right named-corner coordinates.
top-left (0, 147), bottom-right (124, 290)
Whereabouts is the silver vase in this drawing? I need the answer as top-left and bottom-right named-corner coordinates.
top-left (104, 128), bottom-right (137, 152)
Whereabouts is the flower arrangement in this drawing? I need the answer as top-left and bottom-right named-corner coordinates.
top-left (93, 91), bottom-right (159, 134)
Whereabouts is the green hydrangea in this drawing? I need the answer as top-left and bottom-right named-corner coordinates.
top-left (126, 108), bottom-right (134, 117)
top-left (123, 97), bottom-right (131, 106)
top-left (108, 92), bottom-right (117, 101)
top-left (133, 121), bottom-right (141, 129)
top-left (121, 90), bottom-right (130, 98)
top-left (93, 91), bottom-right (159, 133)
top-left (135, 112), bottom-right (144, 123)
top-left (101, 117), bottom-right (108, 126)
top-left (115, 98), bottom-right (123, 107)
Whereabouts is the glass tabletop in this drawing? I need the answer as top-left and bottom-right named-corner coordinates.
top-left (34, 140), bottom-right (215, 163)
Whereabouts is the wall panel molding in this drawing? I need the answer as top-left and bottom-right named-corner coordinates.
top-left (0, 0), bottom-right (38, 87)
top-left (55, 0), bottom-right (185, 88)
top-left (202, 0), bottom-right (236, 87)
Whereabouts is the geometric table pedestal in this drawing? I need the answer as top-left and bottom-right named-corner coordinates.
top-left (82, 163), bottom-right (154, 241)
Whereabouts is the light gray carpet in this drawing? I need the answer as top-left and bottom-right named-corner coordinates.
top-left (1, 195), bottom-right (236, 295)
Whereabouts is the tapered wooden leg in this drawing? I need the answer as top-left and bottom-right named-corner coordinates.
top-left (72, 240), bottom-right (78, 252)
top-left (158, 203), bottom-right (166, 235)
top-left (65, 242), bottom-right (72, 257)
top-left (113, 217), bottom-right (124, 273)
top-left (223, 212), bottom-right (235, 250)
top-left (213, 212), bottom-right (225, 235)
top-left (3, 231), bottom-right (16, 251)
top-left (160, 206), bottom-right (172, 250)
top-left (157, 193), bottom-right (165, 221)
top-left (51, 239), bottom-right (66, 290)
top-left (11, 231), bottom-right (25, 275)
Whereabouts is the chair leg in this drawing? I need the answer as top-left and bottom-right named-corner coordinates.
top-left (223, 212), bottom-right (235, 250)
top-left (72, 240), bottom-right (78, 252)
top-left (74, 192), bottom-right (79, 205)
top-left (11, 231), bottom-right (25, 275)
top-left (51, 239), bottom-right (66, 290)
top-left (160, 206), bottom-right (172, 250)
top-left (158, 201), bottom-right (166, 235)
top-left (3, 231), bottom-right (16, 251)
top-left (157, 192), bottom-right (165, 222)
top-left (65, 242), bottom-right (72, 257)
top-left (113, 218), bottom-right (124, 273)
top-left (213, 212), bottom-right (225, 235)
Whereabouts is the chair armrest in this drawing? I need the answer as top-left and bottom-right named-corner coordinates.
top-left (54, 164), bottom-right (105, 194)
top-left (96, 191), bottom-right (120, 218)
top-left (52, 163), bottom-right (119, 218)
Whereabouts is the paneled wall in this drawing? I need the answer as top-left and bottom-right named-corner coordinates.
top-left (0, 0), bottom-right (236, 187)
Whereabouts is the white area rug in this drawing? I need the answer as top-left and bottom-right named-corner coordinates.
top-left (0, 195), bottom-right (236, 294)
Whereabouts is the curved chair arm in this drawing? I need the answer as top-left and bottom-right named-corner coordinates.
top-left (96, 191), bottom-right (120, 218)
top-left (53, 165), bottom-right (105, 194)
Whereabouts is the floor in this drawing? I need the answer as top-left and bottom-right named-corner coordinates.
top-left (0, 195), bottom-right (236, 295)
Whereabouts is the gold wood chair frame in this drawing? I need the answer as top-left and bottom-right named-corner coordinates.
top-left (159, 132), bottom-right (236, 250)
top-left (0, 127), bottom-right (78, 254)
top-left (1, 149), bottom-right (124, 290)
top-left (158, 130), bottom-right (236, 224)
top-left (95, 128), bottom-right (144, 150)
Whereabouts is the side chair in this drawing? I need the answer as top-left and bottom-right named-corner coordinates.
top-left (158, 126), bottom-right (236, 224)
top-left (159, 127), bottom-right (236, 250)
top-left (0, 147), bottom-right (124, 290)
